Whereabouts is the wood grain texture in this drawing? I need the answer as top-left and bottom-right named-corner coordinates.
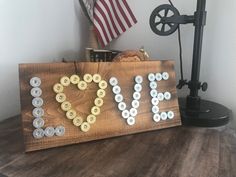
top-left (19, 61), bottom-right (181, 152)
top-left (0, 116), bottom-right (236, 177)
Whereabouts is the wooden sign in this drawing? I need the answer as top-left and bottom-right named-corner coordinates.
top-left (19, 61), bottom-right (181, 152)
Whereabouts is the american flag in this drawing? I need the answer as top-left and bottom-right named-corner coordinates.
top-left (80, 0), bottom-right (137, 47)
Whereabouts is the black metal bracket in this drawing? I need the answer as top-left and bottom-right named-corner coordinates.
top-left (161, 15), bottom-right (195, 24)
top-left (161, 9), bottom-right (207, 26)
top-left (194, 10), bottom-right (207, 26)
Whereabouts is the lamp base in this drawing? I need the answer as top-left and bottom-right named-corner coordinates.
top-left (179, 98), bottom-right (231, 127)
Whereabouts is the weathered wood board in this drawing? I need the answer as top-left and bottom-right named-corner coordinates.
top-left (19, 61), bottom-right (181, 152)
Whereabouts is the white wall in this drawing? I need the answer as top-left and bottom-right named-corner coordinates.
top-left (0, 0), bottom-right (90, 121)
top-left (0, 0), bottom-right (235, 121)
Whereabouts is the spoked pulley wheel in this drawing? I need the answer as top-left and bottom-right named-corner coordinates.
top-left (149, 4), bottom-right (180, 36)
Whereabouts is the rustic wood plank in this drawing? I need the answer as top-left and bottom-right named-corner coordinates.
top-left (19, 61), bottom-right (181, 151)
top-left (0, 116), bottom-right (24, 168)
top-left (0, 116), bottom-right (236, 177)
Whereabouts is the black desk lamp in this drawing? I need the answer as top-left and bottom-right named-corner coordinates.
top-left (149, 0), bottom-right (231, 127)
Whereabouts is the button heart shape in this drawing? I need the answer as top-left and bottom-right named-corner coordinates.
top-left (53, 74), bottom-right (107, 132)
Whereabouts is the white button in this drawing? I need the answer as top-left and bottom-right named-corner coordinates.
top-left (32, 107), bottom-right (44, 118)
top-left (33, 118), bottom-right (45, 128)
top-left (122, 110), bottom-right (130, 119)
top-left (112, 85), bottom-right (121, 94)
top-left (130, 108), bottom-right (138, 117)
top-left (115, 94), bottom-right (123, 103)
top-left (153, 114), bottom-right (161, 122)
top-left (55, 126), bottom-right (65, 136)
top-left (150, 90), bottom-right (158, 98)
top-left (30, 77), bottom-right (41, 87)
top-left (118, 102), bottom-right (127, 111)
top-left (134, 84), bottom-right (142, 92)
top-left (162, 72), bottom-right (169, 80)
top-left (160, 112), bottom-right (168, 120)
top-left (109, 77), bottom-right (118, 86)
top-left (148, 73), bottom-right (156, 82)
top-left (32, 97), bottom-right (43, 107)
top-left (133, 92), bottom-right (141, 100)
top-left (131, 100), bottom-right (140, 108)
top-left (44, 127), bottom-right (55, 137)
top-left (151, 98), bottom-right (159, 106)
top-left (156, 73), bottom-right (162, 81)
top-left (149, 81), bottom-right (157, 89)
top-left (33, 128), bottom-right (44, 139)
top-left (30, 87), bottom-right (42, 97)
top-left (157, 93), bottom-right (164, 101)
top-left (127, 117), bottom-right (135, 125)
top-left (164, 92), bottom-right (171, 100)
top-left (167, 111), bottom-right (174, 119)
top-left (135, 75), bottom-right (143, 84)
top-left (152, 106), bottom-right (159, 114)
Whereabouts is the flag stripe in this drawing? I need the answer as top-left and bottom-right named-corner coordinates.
top-left (116, 0), bottom-right (131, 28)
top-left (119, 0), bottom-right (136, 25)
top-left (109, 0), bottom-right (126, 32)
top-left (113, 0), bottom-right (130, 30)
top-left (93, 0), bottom-right (137, 47)
top-left (101, 0), bottom-right (122, 35)
top-left (94, 24), bottom-right (106, 47)
top-left (94, 14), bottom-right (109, 45)
top-left (96, 2), bottom-right (117, 38)
top-left (94, 8), bottom-right (113, 41)
top-left (122, 0), bottom-right (137, 23)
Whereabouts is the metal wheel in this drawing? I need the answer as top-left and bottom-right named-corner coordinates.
top-left (149, 4), bottom-right (180, 36)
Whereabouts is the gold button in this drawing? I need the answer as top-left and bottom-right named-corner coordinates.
top-left (98, 80), bottom-right (108, 89)
top-left (83, 74), bottom-right (93, 83)
top-left (97, 89), bottom-right (106, 98)
top-left (53, 83), bottom-right (64, 93)
top-left (87, 114), bottom-right (96, 124)
top-left (66, 109), bottom-right (77, 119)
top-left (92, 74), bottom-right (101, 83)
top-left (91, 106), bottom-right (101, 116)
top-left (77, 81), bottom-right (88, 90)
top-left (94, 97), bottom-right (104, 107)
top-left (60, 76), bottom-right (70, 86)
top-left (81, 122), bottom-right (90, 132)
top-left (56, 93), bottom-right (66, 103)
top-left (70, 75), bottom-right (80, 84)
top-left (73, 116), bottom-right (83, 126)
top-left (61, 101), bottom-right (72, 111)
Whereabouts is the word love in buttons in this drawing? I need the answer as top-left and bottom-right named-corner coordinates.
top-left (110, 72), bottom-right (174, 126)
top-left (53, 74), bottom-right (107, 133)
top-left (109, 75), bottom-right (143, 126)
top-left (148, 72), bottom-right (175, 122)
top-left (30, 77), bottom-right (65, 139)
